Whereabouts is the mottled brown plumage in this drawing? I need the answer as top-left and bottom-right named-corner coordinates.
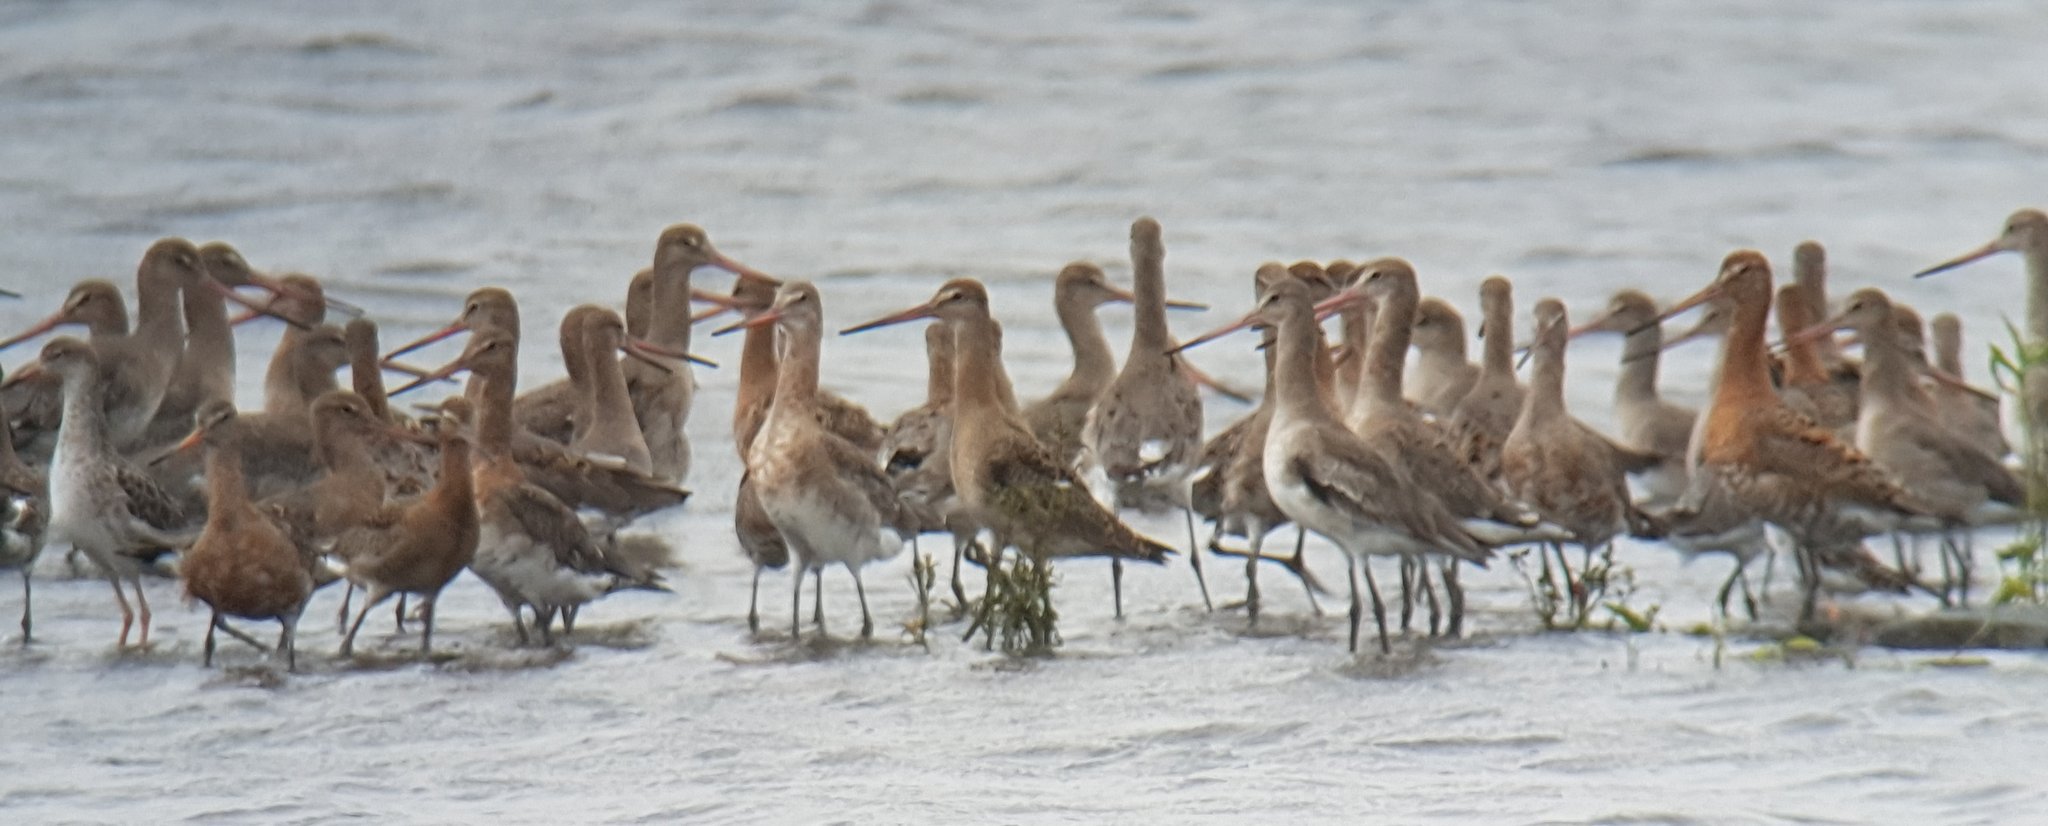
top-left (569, 307), bottom-right (654, 475)
top-left (739, 282), bottom-right (917, 640)
top-left (143, 242), bottom-right (245, 453)
top-left (730, 273), bottom-right (884, 458)
top-left (1502, 300), bottom-right (1633, 549)
top-left (1773, 284), bottom-right (1858, 430)
top-left (178, 401), bottom-right (313, 669)
top-left (336, 398), bottom-right (479, 657)
top-left (1450, 275), bottom-right (1524, 481)
top-left (1023, 262), bottom-right (1129, 470)
top-left (405, 330), bottom-right (666, 645)
top-left (1569, 290), bottom-right (1697, 505)
top-left (1809, 289), bottom-right (2022, 520)
top-left (1930, 312), bottom-right (2010, 461)
top-left (1663, 251), bottom-right (1922, 620)
top-left (1190, 263), bottom-right (1332, 622)
top-left (1081, 217), bottom-right (1208, 613)
top-left (1178, 279), bottom-right (1487, 654)
top-left (844, 279), bottom-right (1172, 570)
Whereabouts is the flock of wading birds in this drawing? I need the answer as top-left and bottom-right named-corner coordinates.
top-left (0, 208), bottom-right (2044, 669)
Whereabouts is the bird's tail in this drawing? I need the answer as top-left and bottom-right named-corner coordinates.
top-left (1112, 529), bottom-right (1176, 565)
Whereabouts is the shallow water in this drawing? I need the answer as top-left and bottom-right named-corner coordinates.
top-left (4, 1), bottom-right (2048, 822)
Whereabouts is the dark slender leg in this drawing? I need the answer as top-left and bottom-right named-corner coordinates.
top-left (1442, 559), bottom-right (1464, 638)
top-left (1243, 526), bottom-right (1265, 626)
top-left (1759, 542), bottom-right (1780, 599)
top-left (790, 564), bottom-right (805, 641)
top-left (950, 532), bottom-right (969, 610)
top-left (507, 602), bottom-right (530, 646)
top-left (394, 594), bottom-right (408, 633)
top-left (1421, 559), bottom-right (1441, 637)
top-left (336, 582), bottom-right (355, 635)
top-left (1398, 556), bottom-right (1416, 633)
top-left (747, 567), bottom-right (763, 634)
top-left (851, 563), bottom-right (873, 640)
top-left (1549, 542), bottom-right (1579, 625)
top-left (1183, 507), bottom-right (1213, 612)
top-left (1111, 558), bottom-right (1125, 619)
top-left (812, 568), bottom-right (825, 630)
top-left (1949, 530), bottom-right (1974, 606)
top-left (204, 609), bottom-right (219, 667)
top-left (279, 611), bottom-right (299, 672)
top-left (341, 588), bottom-right (388, 657)
top-left (214, 616), bottom-right (267, 650)
top-left (1292, 529), bottom-right (1322, 616)
top-left (1890, 532), bottom-right (1911, 582)
top-left (19, 570), bottom-right (30, 644)
top-left (1739, 563), bottom-right (1759, 621)
top-left (1360, 558), bottom-right (1390, 655)
top-left (971, 546), bottom-right (1001, 650)
top-left (1797, 544), bottom-right (1820, 624)
top-left (1936, 536), bottom-right (1957, 607)
top-left (535, 607), bottom-right (557, 646)
top-left (1716, 564), bottom-right (1740, 620)
top-left (1346, 555), bottom-right (1362, 654)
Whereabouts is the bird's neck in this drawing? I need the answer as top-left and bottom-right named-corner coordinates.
top-left (349, 350), bottom-right (390, 421)
top-left (645, 270), bottom-right (694, 353)
top-left (1273, 310), bottom-right (1331, 425)
top-left (585, 342), bottom-right (640, 437)
top-left (473, 369), bottom-right (517, 458)
top-left (1617, 325), bottom-right (1662, 404)
top-left (432, 437), bottom-right (474, 509)
top-left (734, 323), bottom-right (778, 448)
top-left (1338, 305), bottom-right (1369, 394)
top-left (1859, 319), bottom-right (1925, 410)
top-left (924, 343), bottom-right (954, 407)
top-left (1711, 297), bottom-right (1776, 416)
top-left (179, 285), bottom-right (235, 405)
top-left (1481, 295), bottom-right (1514, 376)
top-left (263, 330), bottom-right (307, 416)
top-left (315, 425), bottom-right (380, 486)
top-left (1520, 337), bottom-right (1568, 425)
top-left (2028, 244), bottom-right (2048, 344)
top-left (1358, 289), bottom-right (1415, 420)
top-left (203, 438), bottom-right (252, 516)
top-left (1129, 252), bottom-right (1172, 354)
top-left (133, 270), bottom-right (184, 347)
top-left (953, 315), bottom-right (1010, 415)
top-left (1055, 297), bottom-right (1116, 398)
top-left (769, 326), bottom-right (820, 416)
top-left (1415, 333), bottom-right (1469, 382)
top-left (1776, 316), bottom-right (1831, 387)
top-left (55, 372), bottom-right (110, 458)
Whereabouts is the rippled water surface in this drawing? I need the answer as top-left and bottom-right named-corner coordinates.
top-left (4, 1), bottom-right (2048, 822)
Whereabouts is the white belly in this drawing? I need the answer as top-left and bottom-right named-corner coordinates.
top-left (472, 521), bottom-right (608, 609)
top-left (46, 441), bottom-right (113, 552)
top-left (759, 488), bottom-right (899, 570)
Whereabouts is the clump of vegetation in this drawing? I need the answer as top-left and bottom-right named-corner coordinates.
top-left (1745, 634), bottom-right (1856, 668)
top-left (973, 555), bottom-right (1060, 655)
top-left (1988, 324), bottom-right (2048, 604)
top-left (1509, 542), bottom-right (1659, 633)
